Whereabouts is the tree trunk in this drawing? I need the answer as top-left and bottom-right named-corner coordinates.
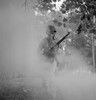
top-left (91, 33), bottom-right (95, 72)
top-left (92, 16), bottom-right (96, 72)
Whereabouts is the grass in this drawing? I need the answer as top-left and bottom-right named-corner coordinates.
top-left (0, 82), bottom-right (34, 100)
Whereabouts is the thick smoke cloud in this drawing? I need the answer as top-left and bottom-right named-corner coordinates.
top-left (0, 0), bottom-right (96, 100)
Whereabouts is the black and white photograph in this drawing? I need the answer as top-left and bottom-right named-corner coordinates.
top-left (0, 0), bottom-right (96, 100)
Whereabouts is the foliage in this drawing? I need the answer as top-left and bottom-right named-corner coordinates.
top-left (31, 0), bottom-right (96, 68)
top-left (33, 0), bottom-right (96, 34)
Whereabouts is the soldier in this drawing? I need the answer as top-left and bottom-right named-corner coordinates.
top-left (39, 34), bottom-right (58, 63)
top-left (39, 24), bottom-right (70, 63)
top-left (38, 24), bottom-right (59, 72)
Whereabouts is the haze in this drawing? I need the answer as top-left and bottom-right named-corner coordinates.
top-left (0, 0), bottom-right (96, 100)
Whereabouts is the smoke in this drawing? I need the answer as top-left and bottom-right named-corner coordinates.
top-left (0, 1), bottom-right (96, 100)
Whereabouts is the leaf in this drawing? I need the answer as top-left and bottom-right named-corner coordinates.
top-left (81, 14), bottom-right (86, 20)
top-left (77, 24), bottom-right (82, 34)
top-left (90, 29), bottom-right (96, 34)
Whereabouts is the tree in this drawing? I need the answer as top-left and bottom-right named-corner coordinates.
top-left (30, 0), bottom-right (96, 71)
